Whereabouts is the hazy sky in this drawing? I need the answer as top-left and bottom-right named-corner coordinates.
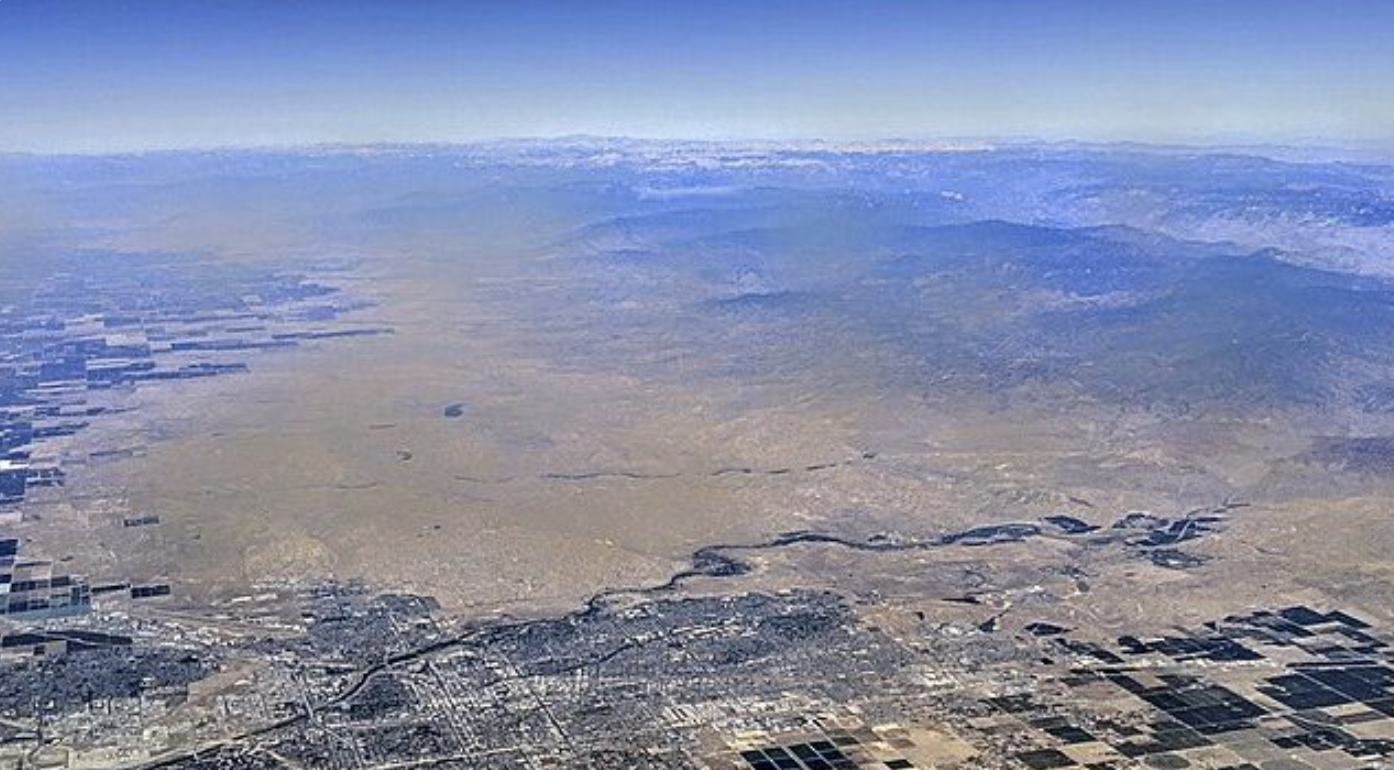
top-left (2, 0), bottom-right (1392, 152)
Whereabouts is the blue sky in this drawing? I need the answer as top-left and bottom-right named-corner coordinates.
top-left (1, 0), bottom-right (1391, 152)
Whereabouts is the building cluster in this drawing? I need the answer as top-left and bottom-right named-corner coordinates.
top-left (6, 564), bottom-right (1394, 770)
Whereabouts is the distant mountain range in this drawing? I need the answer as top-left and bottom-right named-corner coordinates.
top-left (5, 141), bottom-right (1393, 421)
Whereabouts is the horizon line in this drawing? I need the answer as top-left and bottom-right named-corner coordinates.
top-left (3, 134), bottom-right (1391, 163)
